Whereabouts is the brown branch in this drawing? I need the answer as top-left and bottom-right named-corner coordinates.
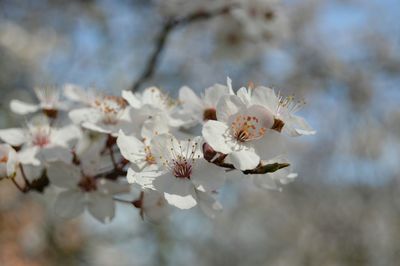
top-left (131, 5), bottom-right (234, 92)
top-left (203, 143), bottom-right (290, 175)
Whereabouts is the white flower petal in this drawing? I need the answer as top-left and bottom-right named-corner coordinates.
top-left (69, 108), bottom-right (101, 125)
top-left (251, 86), bottom-right (279, 111)
top-left (0, 128), bottom-right (26, 147)
top-left (87, 192), bottom-right (115, 223)
top-left (203, 84), bottom-right (230, 107)
top-left (122, 90), bottom-right (142, 109)
top-left (10, 100), bottom-right (40, 115)
top-left (141, 116), bottom-right (169, 141)
top-left (47, 161), bottom-right (80, 188)
top-left (6, 150), bottom-right (17, 177)
top-left (216, 95), bottom-right (246, 122)
top-left (191, 159), bottom-right (225, 191)
top-left (142, 189), bottom-right (170, 221)
top-left (18, 146), bottom-right (41, 166)
top-left (126, 167), bottom-right (161, 187)
top-left (227, 150), bottom-right (260, 171)
top-left (164, 193), bottom-right (197, 209)
top-left (284, 115), bottom-right (316, 136)
top-left (153, 172), bottom-right (194, 196)
top-left (117, 130), bottom-right (146, 164)
top-left (38, 146), bottom-right (73, 164)
top-left (63, 84), bottom-right (88, 102)
top-left (236, 87), bottom-right (252, 106)
top-left (179, 86), bottom-right (203, 112)
top-left (54, 189), bottom-right (85, 219)
top-left (252, 130), bottom-right (286, 160)
top-left (51, 125), bottom-right (81, 148)
top-left (195, 189), bottom-right (222, 219)
top-left (202, 120), bottom-right (235, 154)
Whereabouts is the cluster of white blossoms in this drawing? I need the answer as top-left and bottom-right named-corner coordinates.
top-left (0, 78), bottom-right (314, 223)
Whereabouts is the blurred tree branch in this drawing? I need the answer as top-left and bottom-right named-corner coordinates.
top-left (131, 5), bottom-right (235, 92)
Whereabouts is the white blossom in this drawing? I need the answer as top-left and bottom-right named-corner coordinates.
top-left (47, 142), bottom-right (128, 223)
top-left (246, 86), bottom-right (316, 136)
top-left (129, 133), bottom-right (225, 210)
top-left (10, 86), bottom-right (67, 116)
top-left (202, 94), bottom-right (287, 170)
top-left (177, 78), bottom-right (234, 127)
top-left (0, 117), bottom-right (81, 165)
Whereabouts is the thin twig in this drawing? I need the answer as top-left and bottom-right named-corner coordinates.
top-left (109, 146), bottom-right (117, 169)
top-left (113, 197), bottom-right (133, 204)
top-left (19, 164), bottom-right (31, 189)
top-left (11, 178), bottom-right (27, 193)
top-left (131, 5), bottom-right (234, 91)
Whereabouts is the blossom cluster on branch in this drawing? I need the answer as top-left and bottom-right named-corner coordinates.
top-left (0, 78), bottom-right (315, 223)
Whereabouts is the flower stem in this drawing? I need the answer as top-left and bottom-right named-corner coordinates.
top-left (11, 178), bottom-right (28, 193)
top-left (113, 197), bottom-right (133, 204)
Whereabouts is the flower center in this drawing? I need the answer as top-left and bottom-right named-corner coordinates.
top-left (78, 176), bottom-right (97, 192)
top-left (231, 115), bottom-right (266, 142)
top-left (276, 94), bottom-right (305, 117)
top-left (271, 118), bottom-right (285, 133)
top-left (34, 87), bottom-right (60, 109)
top-left (173, 161), bottom-right (192, 179)
top-left (31, 127), bottom-right (51, 147)
top-left (157, 137), bottom-right (200, 180)
top-left (94, 96), bottom-right (127, 125)
top-left (0, 155), bottom-right (8, 163)
top-left (144, 146), bottom-right (156, 164)
top-left (203, 108), bottom-right (217, 121)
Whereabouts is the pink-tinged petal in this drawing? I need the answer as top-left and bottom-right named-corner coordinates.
top-left (191, 159), bottom-right (225, 192)
top-left (195, 189), bottom-right (222, 219)
top-left (216, 95), bottom-right (246, 122)
top-left (164, 193), bottom-right (197, 209)
top-left (227, 150), bottom-right (260, 171)
top-left (54, 189), bottom-right (85, 219)
top-left (47, 161), bottom-right (80, 188)
top-left (10, 100), bottom-right (40, 115)
top-left (117, 130), bottom-right (146, 164)
top-left (246, 105), bottom-right (274, 129)
top-left (0, 128), bottom-right (26, 147)
top-left (122, 90), bottom-right (142, 109)
top-left (202, 120), bottom-right (235, 154)
top-left (87, 192), bottom-right (115, 223)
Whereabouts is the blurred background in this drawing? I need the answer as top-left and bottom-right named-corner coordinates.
top-left (0, 0), bottom-right (400, 265)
